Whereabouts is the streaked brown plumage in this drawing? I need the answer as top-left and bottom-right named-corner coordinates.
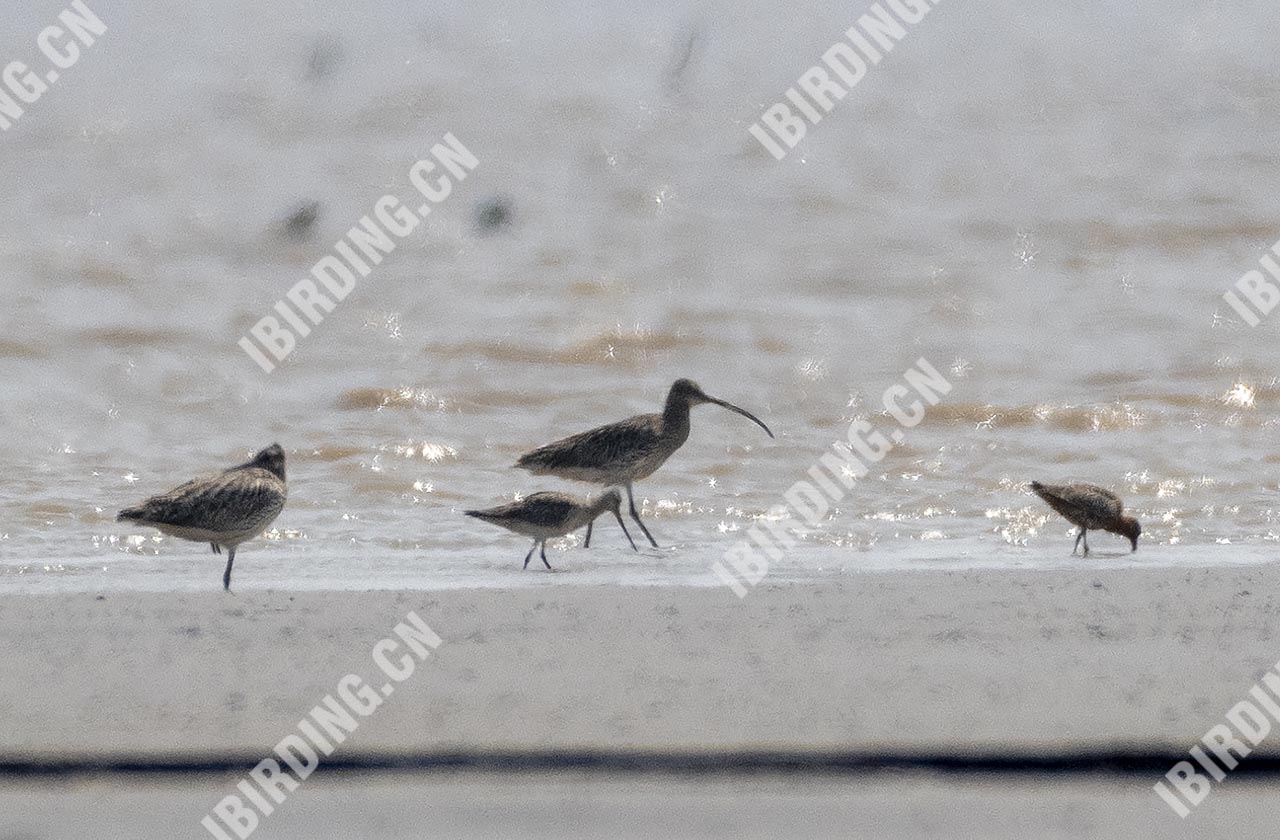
top-left (515, 379), bottom-right (773, 547)
top-left (1030, 480), bottom-right (1140, 555)
top-left (117, 444), bottom-right (288, 590)
top-left (465, 489), bottom-right (637, 569)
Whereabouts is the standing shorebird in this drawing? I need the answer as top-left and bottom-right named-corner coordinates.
top-left (117, 444), bottom-right (288, 590)
top-left (1030, 481), bottom-right (1140, 556)
top-left (515, 379), bottom-right (773, 547)
top-left (465, 490), bottom-right (637, 569)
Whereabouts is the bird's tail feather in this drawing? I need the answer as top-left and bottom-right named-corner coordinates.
top-left (514, 449), bottom-right (555, 474)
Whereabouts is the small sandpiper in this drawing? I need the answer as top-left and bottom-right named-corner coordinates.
top-left (117, 443), bottom-right (288, 590)
top-left (465, 489), bottom-right (638, 570)
top-left (1030, 481), bottom-right (1140, 556)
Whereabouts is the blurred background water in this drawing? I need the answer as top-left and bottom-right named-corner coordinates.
top-left (3, 0), bottom-right (1280, 592)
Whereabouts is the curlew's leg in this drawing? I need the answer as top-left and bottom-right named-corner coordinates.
top-left (1081, 530), bottom-right (1090, 557)
top-left (211, 543), bottom-right (221, 554)
top-left (222, 547), bottom-right (236, 591)
top-left (1072, 529), bottom-right (1083, 556)
top-left (625, 483), bottom-right (659, 548)
top-left (523, 542), bottom-right (537, 570)
top-left (584, 521), bottom-right (593, 548)
top-left (540, 542), bottom-right (552, 571)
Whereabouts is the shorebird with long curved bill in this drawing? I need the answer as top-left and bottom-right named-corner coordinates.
top-left (1030, 480), bottom-right (1140, 556)
top-left (466, 490), bottom-right (637, 569)
top-left (515, 379), bottom-right (774, 548)
top-left (117, 444), bottom-right (288, 590)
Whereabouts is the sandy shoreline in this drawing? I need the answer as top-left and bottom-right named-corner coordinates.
top-left (6, 565), bottom-right (1280, 837)
top-left (4, 566), bottom-right (1280, 757)
top-left (5, 774), bottom-right (1278, 840)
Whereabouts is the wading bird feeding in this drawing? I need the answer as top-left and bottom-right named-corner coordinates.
top-left (117, 444), bottom-right (288, 590)
top-left (515, 379), bottom-right (773, 547)
top-left (466, 490), bottom-right (637, 569)
top-left (1030, 480), bottom-right (1140, 556)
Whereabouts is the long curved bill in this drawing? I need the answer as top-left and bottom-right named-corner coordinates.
top-left (613, 511), bottom-right (639, 552)
top-left (708, 396), bottom-right (774, 438)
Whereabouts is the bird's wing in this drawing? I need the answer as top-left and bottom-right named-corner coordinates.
top-left (1064, 484), bottom-right (1123, 519)
top-left (1084, 484), bottom-right (1124, 511)
top-left (465, 500), bottom-right (520, 519)
top-left (511, 493), bottom-right (578, 527)
top-left (516, 416), bottom-right (662, 475)
top-left (1033, 483), bottom-right (1119, 524)
top-left (119, 469), bottom-right (285, 532)
top-left (469, 493), bottom-right (576, 527)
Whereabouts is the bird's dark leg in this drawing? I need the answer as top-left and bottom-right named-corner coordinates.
top-left (222, 548), bottom-right (235, 591)
top-left (540, 542), bottom-right (552, 570)
top-left (1072, 529), bottom-right (1083, 556)
top-left (1081, 530), bottom-right (1090, 557)
top-left (625, 483), bottom-right (659, 548)
top-left (523, 542), bottom-right (536, 570)
top-left (584, 521), bottom-right (593, 548)
top-left (211, 543), bottom-right (221, 554)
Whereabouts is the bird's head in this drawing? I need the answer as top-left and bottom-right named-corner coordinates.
top-left (598, 489), bottom-right (638, 552)
top-left (598, 488), bottom-right (624, 514)
top-left (1118, 516), bottom-right (1141, 552)
top-left (249, 443), bottom-right (287, 481)
top-left (670, 378), bottom-right (708, 404)
top-left (666, 379), bottom-right (774, 438)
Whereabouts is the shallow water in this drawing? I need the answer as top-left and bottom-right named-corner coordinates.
top-left (3, 0), bottom-right (1280, 593)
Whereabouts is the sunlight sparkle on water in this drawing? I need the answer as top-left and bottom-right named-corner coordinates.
top-left (1222, 383), bottom-right (1255, 408)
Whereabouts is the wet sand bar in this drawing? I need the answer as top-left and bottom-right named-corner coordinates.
top-left (3, 566), bottom-right (1276, 757)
